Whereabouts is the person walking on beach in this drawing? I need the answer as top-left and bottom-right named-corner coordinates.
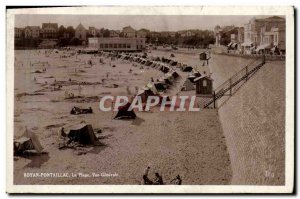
top-left (144, 166), bottom-right (150, 176)
top-left (142, 166), bottom-right (153, 185)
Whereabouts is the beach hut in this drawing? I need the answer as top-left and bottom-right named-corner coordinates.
top-left (194, 76), bottom-right (213, 95)
top-left (67, 124), bottom-right (100, 145)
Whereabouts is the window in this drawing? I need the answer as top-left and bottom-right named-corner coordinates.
top-left (123, 44), bottom-right (126, 48)
top-left (105, 44), bottom-right (108, 48)
top-left (100, 44), bottom-right (103, 48)
top-left (118, 44), bottom-right (122, 48)
top-left (127, 44), bottom-right (131, 48)
top-left (114, 44), bottom-right (117, 48)
top-left (203, 80), bottom-right (207, 87)
top-left (109, 44), bottom-right (113, 48)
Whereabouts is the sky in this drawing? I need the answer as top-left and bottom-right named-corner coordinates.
top-left (15, 15), bottom-right (276, 31)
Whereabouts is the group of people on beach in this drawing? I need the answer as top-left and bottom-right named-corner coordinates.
top-left (142, 166), bottom-right (182, 185)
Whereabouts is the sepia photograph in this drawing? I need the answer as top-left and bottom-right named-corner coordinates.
top-left (6, 6), bottom-right (294, 194)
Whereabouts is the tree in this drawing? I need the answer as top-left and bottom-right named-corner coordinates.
top-left (102, 29), bottom-right (110, 37)
top-left (66, 26), bottom-right (75, 38)
top-left (69, 37), bottom-right (80, 46)
top-left (58, 25), bottom-right (66, 38)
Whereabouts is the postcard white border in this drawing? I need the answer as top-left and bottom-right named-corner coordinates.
top-left (6, 6), bottom-right (294, 194)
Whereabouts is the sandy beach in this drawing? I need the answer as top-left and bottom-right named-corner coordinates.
top-left (13, 49), bottom-right (232, 185)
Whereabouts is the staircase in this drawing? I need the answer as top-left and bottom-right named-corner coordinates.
top-left (204, 58), bottom-right (265, 108)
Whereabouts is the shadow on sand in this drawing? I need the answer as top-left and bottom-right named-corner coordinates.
top-left (21, 153), bottom-right (50, 168)
top-left (131, 117), bottom-right (145, 126)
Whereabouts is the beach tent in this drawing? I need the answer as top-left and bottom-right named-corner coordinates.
top-left (160, 65), bottom-right (170, 73)
top-left (137, 87), bottom-right (156, 103)
top-left (67, 124), bottom-right (100, 145)
top-left (150, 62), bottom-right (157, 68)
top-left (170, 61), bottom-right (178, 66)
top-left (154, 82), bottom-right (168, 92)
top-left (171, 71), bottom-right (180, 79)
top-left (181, 79), bottom-right (195, 91)
top-left (14, 127), bottom-right (44, 154)
top-left (114, 102), bottom-right (136, 120)
top-left (182, 65), bottom-right (193, 72)
top-left (154, 57), bottom-right (161, 61)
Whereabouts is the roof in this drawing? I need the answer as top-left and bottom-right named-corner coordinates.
top-left (42, 23), bottom-right (58, 29)
top-left (123, 26), bottom-right (135, 32)
top-left (25, 26), bottom-right (40, 31)
top-left (194, 76), bottom-right (213, 82)
top-left (76, 23), bottom-right (86, 31)
top-left (256, 16), bottom-right (285, 22)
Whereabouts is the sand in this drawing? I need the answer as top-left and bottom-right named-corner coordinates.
top-left (13, 49), bottom-right (231, 185)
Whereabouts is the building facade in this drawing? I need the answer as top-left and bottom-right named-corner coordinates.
top-left (88, 27), bottom-right (98, 37)
top-left (14, 28), bottom-right (24, 38)
top-left (24, 26), bottom-right (40, 39)
top-left (109, 30), bottom-right (120, 37)
top-left (243, 16), bottom-right (285, 54)
top-left (41, 23), bottom-right (58, 39)
top-left (122, 26), bottom-right (136, 38)
top-left (75, 23), bottom-right (87, 41)
top-left (89, 37), bottom-right (146, 51)
top-left (214, 25), bottom-right (241, 46)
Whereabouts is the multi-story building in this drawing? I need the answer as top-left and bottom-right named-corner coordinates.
top-left (88, 37), bottom-right (146, 51)
top-left (243, 16), bottom-right (285, 54)
top-left (122, 26), bottom-right (136, 38)
top-left (214, 25), bottom-right (240, 46)
top-left (88, 27), bottom-right (98, 37)
top-left (41, 23), bottom-right (58, 39)
top-left (24, 26), bottom-right (40, 39)
top-left (14, 28), bottom-right (24, 39)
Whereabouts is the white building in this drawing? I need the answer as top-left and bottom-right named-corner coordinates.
top-left (89, 37), bottom-right (146, 51)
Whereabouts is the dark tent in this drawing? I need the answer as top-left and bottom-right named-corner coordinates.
top-left (114, 102), bottom-right (136, 120)
top-left (182, 66), bottom-right (193, 72)
top-left (160, 66), bottom-right (170, 73)
top-left (14, 128), bottom-right (44, 155)
top-left (171, 71), bottom-right (180, 78)
top-left (171, 61), bottom-right (178, 66)
top-left (164, 78), bottom-right (173, 85)
top-left (155, 57), bottom-right (161, 61)
top-left (67, 124), bottom-right (100, 145)
top-left (154, 82), bottom-right (168, 92)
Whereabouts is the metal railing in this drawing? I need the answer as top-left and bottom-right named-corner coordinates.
top-left (203, 58), bottom-right (265, 108)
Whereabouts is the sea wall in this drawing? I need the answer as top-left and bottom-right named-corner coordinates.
top-left (210, 55), bottom-right (285, 185)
